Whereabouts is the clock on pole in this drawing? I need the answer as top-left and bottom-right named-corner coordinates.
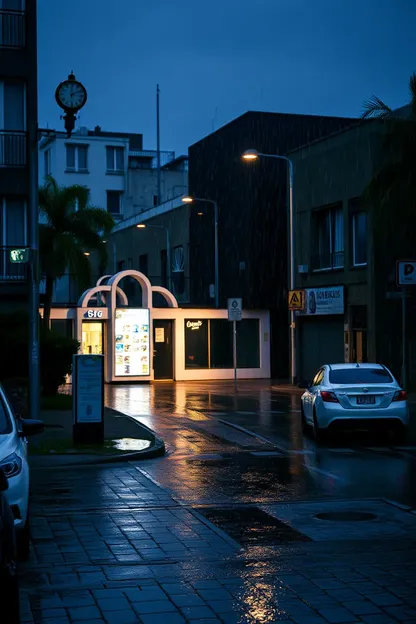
top-left (55, 72), bottom-right (88, 137)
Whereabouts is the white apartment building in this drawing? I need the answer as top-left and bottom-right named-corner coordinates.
top-left (38, 126), bottom-right (188, 220)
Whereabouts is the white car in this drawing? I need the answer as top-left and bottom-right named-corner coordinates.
top-left (0, 385), bottom-right (44, 558)
top-left (301, 363), bottom-right (409, 443)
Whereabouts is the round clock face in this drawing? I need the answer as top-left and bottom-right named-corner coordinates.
top-left (56, 80), bottom-right (87, 111)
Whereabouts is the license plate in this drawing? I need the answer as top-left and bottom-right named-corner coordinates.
top-left (357, 395), bottom-right (376, 405)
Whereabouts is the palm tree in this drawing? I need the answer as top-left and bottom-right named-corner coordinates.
top-left (39, 176), bottom-right (115, 327)
top-left (361, 73), bottom-right (416, 257)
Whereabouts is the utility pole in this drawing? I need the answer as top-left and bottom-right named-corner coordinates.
top-left (28, 121), bottom-right (40, 419)
top-left (156, 84), bottom-right (161, 205)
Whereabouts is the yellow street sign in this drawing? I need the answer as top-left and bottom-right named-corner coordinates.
top-left (288, 289), bottom-right (305, 310)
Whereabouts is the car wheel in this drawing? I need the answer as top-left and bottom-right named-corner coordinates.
top-left (17, 516), bottom-right (31, 561)
top-left (313, 410), bottom-right (326, 445)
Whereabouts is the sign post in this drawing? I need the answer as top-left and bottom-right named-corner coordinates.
top-left (73, 354), bottom-right (104, 445)
top-left (396, 261), bottom-right (416, 388)
top-left (228, 298), bottom-right (242, 390)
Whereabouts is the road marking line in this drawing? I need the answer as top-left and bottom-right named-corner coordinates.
top-left (305, 466), bottom-right (347, 482)
top-left (216, 418), bottom-right (290, 451)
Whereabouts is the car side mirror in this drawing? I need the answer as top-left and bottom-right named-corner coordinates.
top-left (0, 470), bottom-right (8, 492)
top-left (19, 419), bottom-right (45, 438)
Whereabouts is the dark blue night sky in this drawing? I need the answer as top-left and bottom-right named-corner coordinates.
top-left (38, 0), bottom-right (415, 154)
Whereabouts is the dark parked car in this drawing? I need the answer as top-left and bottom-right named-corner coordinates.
top-left (0, 469), bottom-right (19, 622)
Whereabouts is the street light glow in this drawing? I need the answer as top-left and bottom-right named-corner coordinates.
top-left (84, 252), bottom-right (90, 256)
top-left (181, 195), bottom-right (194, 204)
top-left (136, 224), bottom-right (146, 228)
top-left (242, 149), bottom-right (259, 161)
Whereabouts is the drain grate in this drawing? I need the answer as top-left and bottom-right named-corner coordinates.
top-left (198, 506), bottom-right (311, 546)
top-left (315, 511), bottom-right (377, 522)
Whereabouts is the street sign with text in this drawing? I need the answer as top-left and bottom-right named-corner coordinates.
top-left (288, 289), bottom-right (305, 310)
top-left (397, 261), bottom-right (416, 286)
top-left (228, 298), bottom-right (242, 322)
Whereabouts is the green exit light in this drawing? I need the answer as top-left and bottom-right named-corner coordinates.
top-left (10, 248), bottom-right (29, 263)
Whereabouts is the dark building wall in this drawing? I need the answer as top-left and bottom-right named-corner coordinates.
top-left (188, 111), bottom-right (356, 377)
top-left (0, 0), bottom-right (37, 302)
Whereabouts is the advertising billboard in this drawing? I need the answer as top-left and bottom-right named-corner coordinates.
top-left (298, 286), bottom-right (344, 316)
top-left (114, 308), bottom-right (150, 376)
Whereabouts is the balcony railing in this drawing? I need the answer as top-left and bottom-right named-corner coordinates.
top-left (0, 131), bottom-right (27, 167)
top-left (312, 250), bottom-right (344, 271)
top-left (0, 247), bottom-right (28, 282)
top-left (0, 9), bottom-right (25, 48)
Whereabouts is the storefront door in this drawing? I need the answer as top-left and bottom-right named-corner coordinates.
top-left (82, 321), bottom-right (104, 355)
top-left (153, 320), bottom-right (173, 379)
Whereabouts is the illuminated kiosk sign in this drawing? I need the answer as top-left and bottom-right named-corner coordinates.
top-left (114, 308), bottom-right (150, 377)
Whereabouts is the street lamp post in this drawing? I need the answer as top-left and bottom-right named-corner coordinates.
top-left (137, 223), bottom-right (171, 291)
top-left (242, 149), bottom-right (296, 385)
top-left (182, 196), bottom-right (219, 308)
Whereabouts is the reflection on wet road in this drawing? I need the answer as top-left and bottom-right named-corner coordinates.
top-left (105, 381), bottom-right (416, 508)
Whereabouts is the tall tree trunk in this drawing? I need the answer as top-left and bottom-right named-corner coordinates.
top-left (43, 275), bottom-right (54, 329)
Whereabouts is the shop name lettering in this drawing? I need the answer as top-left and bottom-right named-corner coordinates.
top-left (187, 320), bottom-right (202, 330)
top-left (315, 290), bottom-right (341, 301)
top-left (86, 310), bottom-right (103, 318)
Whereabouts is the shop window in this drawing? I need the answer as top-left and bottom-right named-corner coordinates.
top-left (312, 204), bottom-right (344, 270)
top-left (184, 319), bottom-right (208, 369)
top-left (210, 320), bottom-right (233, 369)
top-left (236, 319), bottom-right (260, 368)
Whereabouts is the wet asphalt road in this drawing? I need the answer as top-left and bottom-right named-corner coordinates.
top-left (104, 381), bottom-right (416, 509)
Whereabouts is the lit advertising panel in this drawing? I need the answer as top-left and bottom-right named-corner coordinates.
top-left (114, 308), bottom-right (150, 376)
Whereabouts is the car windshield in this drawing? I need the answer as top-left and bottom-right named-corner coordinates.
top-left (0, 394), bottom-right (12, 435)
top-left (329, 368), bottom-right (394, 385)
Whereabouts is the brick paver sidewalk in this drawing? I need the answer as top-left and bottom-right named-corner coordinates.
top-left (20, 463), bottom-right (416, 624)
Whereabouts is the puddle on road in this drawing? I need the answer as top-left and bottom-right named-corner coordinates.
top-left (197, 506), bottom-right (311, 546)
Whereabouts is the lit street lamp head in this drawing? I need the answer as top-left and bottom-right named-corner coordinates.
top-left (83, 252), bottom-right (90, 256)
top-left (242, 149), bottom-right (259, 161)
top-left (136, 224), bottom-right (146, 229)
top-left (181, 195), bottom-right (194, 204)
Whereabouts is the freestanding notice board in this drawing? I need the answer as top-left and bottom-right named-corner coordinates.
top-left (73, 354), bottom-right (104, 445)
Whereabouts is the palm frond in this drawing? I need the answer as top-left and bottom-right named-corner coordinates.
top-left (361, 95), bottom-right (392, 120)
top-left (73, 207), bottom-right (115, 235)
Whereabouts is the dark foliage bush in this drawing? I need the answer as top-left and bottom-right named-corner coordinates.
top-left (0, 312), bottom-right (79, 397)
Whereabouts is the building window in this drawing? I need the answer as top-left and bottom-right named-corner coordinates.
top-left (352, 212), bottom-right (367, 266)
top-left (1, 197), bottom-right (26, 245)
top-left (153, 195), bottom-right (158, 207)
top-left (0, 81), bottom-right (26, 166)
top-left (106, 146), bottom-right (124, 173)
top-left (0, 0), bottom-right (26, 48)
top-left (185, 319), bottom-right (209, 369)
top-left (66, 144), bottom-right (88, 172)
top-left (184, 318), bottom-right (260, 370)
top-left (312, 204), bottom-right (344, 270)
top-left (117, 260), bottom-right (125, 272)
top-left (139, 253), bottom-right (148, 275)
top-left (106, 190), bottom-right (123, 215)
top-left (160, 249), bottom-right (167, 287)
top-left (237, 319), bottom-right (260, 368)
top-left (210, 320), bottom-right (233, 369)
top-left (172, 245), bottom-right (185, 295)
top-left (44, 149), bottom-right (51, 176)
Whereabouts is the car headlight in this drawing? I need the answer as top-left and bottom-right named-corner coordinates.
top-left (0, 453), bottom-right (22, 478)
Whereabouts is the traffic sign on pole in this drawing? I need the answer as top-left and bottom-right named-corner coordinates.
top-left (227, 298), bottom-right (242, 322)
top-left (397, 260), bottom-right (416, 286)
top-left (288, 289), bottom-right (305, 310)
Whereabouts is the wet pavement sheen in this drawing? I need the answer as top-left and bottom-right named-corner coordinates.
top-left (21, 381), bottom-right (416, 623)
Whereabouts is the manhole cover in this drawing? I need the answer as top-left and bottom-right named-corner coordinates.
top-left (198, 506), bottom-right (311, 545)
top-left (315, 511), bottom-right (377, 522)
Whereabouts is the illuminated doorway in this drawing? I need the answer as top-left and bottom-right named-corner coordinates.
top-left (82, 321), bottom-right (104, 355)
